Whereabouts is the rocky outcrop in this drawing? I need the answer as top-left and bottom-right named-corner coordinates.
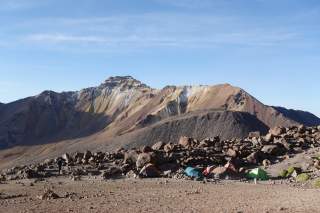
top-left (2, 125), bottom-right (320, 182)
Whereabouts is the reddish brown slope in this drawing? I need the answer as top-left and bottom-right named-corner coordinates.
top-left (0, 76), bottom-right (319, 169)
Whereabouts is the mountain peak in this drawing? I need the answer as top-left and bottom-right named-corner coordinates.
top-left (100, 76), bottom-right (150, 89)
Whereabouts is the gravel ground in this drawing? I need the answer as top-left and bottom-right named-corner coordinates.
top-left (1, 177), bottom-right (320, 213)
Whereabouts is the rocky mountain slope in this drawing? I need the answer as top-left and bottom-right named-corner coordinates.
top-left (273, 106), bottom-right (320, 127)
top-left (116, 110), bottom-right (269, 148)
top-left (0, 76), bottom-right (319, 168)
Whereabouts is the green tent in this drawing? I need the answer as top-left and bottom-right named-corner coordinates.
top-left (246, 168), bottom-right (269, 181)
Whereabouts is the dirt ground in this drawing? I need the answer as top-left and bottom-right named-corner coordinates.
top-left (1, 177), bottom-right (320, 213)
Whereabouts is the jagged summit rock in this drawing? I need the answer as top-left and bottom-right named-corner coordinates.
top-left (99, 76), bottom-right (150, 90)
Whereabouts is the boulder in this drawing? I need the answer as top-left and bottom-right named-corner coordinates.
top-left (270, 126), bottom-right (286, 136)
top-left (43, 159), bottom-right (54, 166)
top-left (248, 131), bottom-right (261, 138)
top-left (126, 170), bottom-right (138, 178)
top-left (277, 138), bottom-right (291, 151)
top-left (88, 157), bottom-right (96, 164)
top-left (246, 151), bottom-right (264, 164)
top-left (102, 167), bottom-right (122, 180)
top-left (139, 164), bottom-right (161, 178)
top-left (262, 159), bottom-right (271, 168)
top-left (0, 174), bottom-right (6, 182)
top-left (314, 133), bottom-right (320, 141)
top-left (264, 133), bottom-right (274, 143)
top-left (179, 136), bottom-right (193, 148)
top-left (198, 140), bottom-right (209, 148)
top-left (164, 143), bottom-right (175, 153)
top-left (123, 150), bottom-right (139, 165)
top-left (35, 164), bottom-right (46, 172)
top-left (136, 153), bottom-right (155, 169)
top-left (226, 149), bottom-right (237, 158)
top-left (261, 144), bottom-right (286, 156)
top-left (152, 141), bottom-right (165, 151)
top-left (140, 146), bottom-right (153, 153)
top-left (62, 153), bottom-right (72, 164)
top-left (74, 152), bottom-right (84, 160)
top-left (298, 125), bottom-right (306, 134)
top-left (116, 147), bottom-right (126, 153)
top-left (314, 160), bottom-right (320, 169)
top-left (293, 147), bottom-right (303, 153)
top-left (83, 151), bottom-right (92, 160)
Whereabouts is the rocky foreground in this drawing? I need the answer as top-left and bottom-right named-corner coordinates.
top-left (1, 125), bottom-right (320, 212)
top-left (2, 125), bottom-right (320, 186)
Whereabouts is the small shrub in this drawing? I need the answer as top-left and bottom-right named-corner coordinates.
top-left (286, 166), bottom-right (295, 177)
top-left (313, 179), bottom-right (320, 188)
top-left (296, 173), bottom-right (310, 182)
top-left (279, 170), bottom-right (288, 178)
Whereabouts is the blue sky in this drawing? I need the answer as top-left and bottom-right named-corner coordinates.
top-left (0, 0), bottom-right (320, 116)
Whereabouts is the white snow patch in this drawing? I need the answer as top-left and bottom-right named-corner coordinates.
top-left (178, 86), bottom-right (206, 103)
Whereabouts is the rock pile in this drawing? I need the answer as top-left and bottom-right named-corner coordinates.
top-left (1, 125), bottom-right (320, 182)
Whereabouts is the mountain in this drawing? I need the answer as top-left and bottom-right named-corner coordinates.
top-left (0, 76), bottom-right (151, 149)
top-left (0, 76), bottom-right (319, 168)
top-left (272, 106), bottom-right (320, 127)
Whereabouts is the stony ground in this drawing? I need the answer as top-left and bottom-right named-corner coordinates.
top-left (1, 177), bottom-right (320, 213)
top-left (2, 125), bottom-right (320, 213)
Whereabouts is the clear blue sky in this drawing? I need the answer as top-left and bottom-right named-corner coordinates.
top-left (0, 0), bottom-right (320, 116)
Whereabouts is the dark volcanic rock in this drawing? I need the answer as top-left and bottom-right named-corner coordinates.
top-left (102, 167), bottom-right (122, 180)
top-left (246, 151), bottom-right (265, 165)
top-left (261, 144), bottom-right (287, 156)
top-left (139, 164), bottom-right (161, 178)
top-left (3, 125), bottom-right (320, 183)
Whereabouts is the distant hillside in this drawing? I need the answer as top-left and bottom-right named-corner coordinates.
top-left (111, 110), bottom-right (269, 150)
top-left (272, 106), bottom-right (320, 127)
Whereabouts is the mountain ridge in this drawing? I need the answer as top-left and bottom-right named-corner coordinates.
top-left (0, 76), bottom-right (320, 168)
